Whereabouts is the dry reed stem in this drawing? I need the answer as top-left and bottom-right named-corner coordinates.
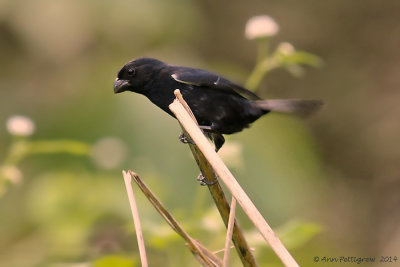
top-left (127, 170), bottom-right (222, 267)
top-left (122, 170), bottom-right (149, 267)
top-left (174, 90), bottom-right (258, 267)
top-left (223, 197), bottom-right (237, 267)
top-left (169, 94), bottom-right (299, 267)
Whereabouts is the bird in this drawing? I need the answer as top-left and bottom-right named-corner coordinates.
top-left (114, 57), bottom-right (322, 151)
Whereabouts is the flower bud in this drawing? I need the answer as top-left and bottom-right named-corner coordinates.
top-left (245, 15), bottom-right (279, 40)
top-left (6, 115), bottom-right (35, 136)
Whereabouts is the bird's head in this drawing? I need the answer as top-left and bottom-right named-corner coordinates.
top-left (113, 57), bottom-right (165, 94)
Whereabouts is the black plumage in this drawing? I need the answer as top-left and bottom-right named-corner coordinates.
top-left (114, 58), bottom-right (322, 151)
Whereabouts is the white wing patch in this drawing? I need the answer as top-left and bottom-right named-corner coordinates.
top-left (171, 73), bottom-right (201, 86)
top-left (171, 73), bottom-right (179, 80)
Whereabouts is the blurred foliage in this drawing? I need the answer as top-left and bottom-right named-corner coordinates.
top-left (245, 41), bottom-right (322, 91)
top-left (277, 220), bottom-right (323, 250)
top-left (1, 0), bottom-right (400, 266)
top-left (94, 255), bottom-right (137, 267)
top-left (0, 27), bottom-right (322, 265)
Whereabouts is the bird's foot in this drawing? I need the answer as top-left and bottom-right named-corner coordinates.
top-left (199, 125), bottom-right (212, 131)
top-left (197, 173), bottom-right (217, 186)
top-left (178, 133), bottom-right (195, 145)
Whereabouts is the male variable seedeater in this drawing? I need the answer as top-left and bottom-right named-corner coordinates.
top-left (114, 58), bottom-right (322, 151)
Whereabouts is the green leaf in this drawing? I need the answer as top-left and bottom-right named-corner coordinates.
top-left (279, 51), bottom-right (323, 68)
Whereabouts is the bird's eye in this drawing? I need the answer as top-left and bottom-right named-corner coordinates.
top-left (127, 68), bottom-right (136, 76)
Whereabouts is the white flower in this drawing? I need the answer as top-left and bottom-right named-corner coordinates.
top-left (6, 115), bottom-right (35, 136)
top-left (245, 15), bottom-right (279, 40)
top-left (91, 137), bottom-right (127, 169)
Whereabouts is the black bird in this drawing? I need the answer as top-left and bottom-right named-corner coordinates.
top-left (114, 58), bottom-right (322, 151)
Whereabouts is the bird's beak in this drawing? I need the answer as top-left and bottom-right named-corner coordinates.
top-left (113, 78), bottom-right (130, 94)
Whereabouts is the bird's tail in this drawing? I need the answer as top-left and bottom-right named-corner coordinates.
top-left (253, 99), bottom-right (323, 117)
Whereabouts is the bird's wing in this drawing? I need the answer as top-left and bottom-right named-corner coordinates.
top-left (171, 68), bottom-right (261, 100)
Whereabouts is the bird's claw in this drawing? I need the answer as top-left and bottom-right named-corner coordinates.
top-left (179, 133), bottom-right (195, 145)
top-left (197, 173), bottom-right (217, 186)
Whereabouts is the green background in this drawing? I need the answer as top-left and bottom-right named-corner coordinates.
top-left (1, 0), bottom-right (399, 266)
